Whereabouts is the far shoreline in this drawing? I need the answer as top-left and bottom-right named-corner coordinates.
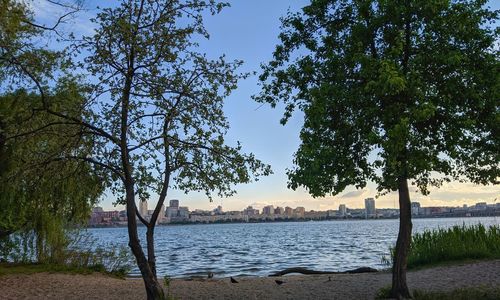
top-left (86, 214), bottom-right (500, 228)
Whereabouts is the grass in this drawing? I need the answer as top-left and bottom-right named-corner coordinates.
top-left (376, 286), bottom-right (500, 300)
top-left (0, 262), bottom-right (128, 278)
top-left (383, 224), bottom-right (500, 269)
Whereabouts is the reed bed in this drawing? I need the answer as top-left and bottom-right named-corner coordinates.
top-left (384, 224), bottom-right (500, 269)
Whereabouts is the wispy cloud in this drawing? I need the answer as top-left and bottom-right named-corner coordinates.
top-left (28, 0), bottom-right (98, 38)
top-left (340, 190), bottom-right (367, 199)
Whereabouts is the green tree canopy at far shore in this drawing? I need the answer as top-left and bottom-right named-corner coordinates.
top-left (256, 0), bottom-right (499, 298)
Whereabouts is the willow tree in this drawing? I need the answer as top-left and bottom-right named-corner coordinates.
top-left (257, 0), bottom-right (499, 298)
top-left (38, 1), bottom-right (271, 298)
top-left (0, 86), bottom-right (104, 262)
top-left (0, 0), bottom-right (99, 255)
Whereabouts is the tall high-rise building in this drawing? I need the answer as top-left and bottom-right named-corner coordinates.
top-left (139, 200), bottom-right (148, 217)
top-left (284, 206), bottom-right (293, 216)
top-left (262, 205), bottom-right (274, 215)
top-left (294, 207), bottom-right (305, 217)
top-left (339, 204), bottom-right (346, 217)
top-left (274, 206), bottom-right (285, 215)
top-left (365, 198), bottom-right (376, 218)
top-left (169, 199), bottom-right (179, 208)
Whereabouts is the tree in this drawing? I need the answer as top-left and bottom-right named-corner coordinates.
top-left (1, 0), bottom-right (101, 260)
top-left (25, 1), bottom-right (269, 298)
top-left (0, 87), bottom-right (103, 263)
top-left (256, 0), bottom-right (499, 298)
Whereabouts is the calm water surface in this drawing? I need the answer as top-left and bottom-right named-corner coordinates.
top-left (88, 217), bottom-right (499, 278)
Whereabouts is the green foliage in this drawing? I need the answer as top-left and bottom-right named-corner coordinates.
top-left (375, 285), bottom-right (392, 299)
top-left (0, 88), bottom-right (104, 263)
top-left (78, 0), bottom-right (271, 205)
top-left (256, 0), bottom-right (499, 197)
top-left (0, 230), bottom-right (133, 278)
top-left (0, 0), bottom-right (65, 90)
top-left (383, 224), bottom-right (500, 269)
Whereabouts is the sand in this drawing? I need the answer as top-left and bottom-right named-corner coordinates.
top-left (0, 260), bottom-right (499, 299)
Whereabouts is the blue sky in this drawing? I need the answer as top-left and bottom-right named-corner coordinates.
top-left (31, 0), bottom-right (499, 212)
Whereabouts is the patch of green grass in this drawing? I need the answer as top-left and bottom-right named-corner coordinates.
top-left (383, 224), bottom-right (500, 269)
top-left (0, 262), bottom-right (127, 278)
top-left (374, 285), bottom-right (391, 299)
top-left (376, 286), bottom-right (500, 299)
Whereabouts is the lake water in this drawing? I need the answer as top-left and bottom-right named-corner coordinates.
top-left (87, 217), bottom-right (499, 278)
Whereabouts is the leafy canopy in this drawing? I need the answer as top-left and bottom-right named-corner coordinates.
top-left (76, 0), bottom-right (271, 203)
top-left (257, 0), bottom-right (499, 197)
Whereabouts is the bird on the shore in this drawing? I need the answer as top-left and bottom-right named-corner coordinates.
top-left (324, 276), bottom-right (332, 283)
top-left (230, 277), bottom-right (239, 283)
top-left (207, 272), bottom-right (214, 279)
top-left (275, 280), bottom-right (285, 285)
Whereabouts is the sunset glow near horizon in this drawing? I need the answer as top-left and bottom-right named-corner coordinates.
top-left (31, 0), bottom-right (499, 212)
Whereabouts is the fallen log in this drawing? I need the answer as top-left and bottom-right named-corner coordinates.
top-left (269, 266), bottom-right (378, 277)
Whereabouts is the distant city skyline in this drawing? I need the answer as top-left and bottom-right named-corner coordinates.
top-left (30, 0), bottom-right (500, 212)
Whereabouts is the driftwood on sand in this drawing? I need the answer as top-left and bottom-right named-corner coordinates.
top-left (269, 267), bottom-right (378, 277)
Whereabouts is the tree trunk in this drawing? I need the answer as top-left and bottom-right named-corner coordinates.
top-left (146, 226), bottom-right (157, 277)
top-left (390, 177), bottom-right (413, 299)
top-left (124, 187), bottom-right (165, 300)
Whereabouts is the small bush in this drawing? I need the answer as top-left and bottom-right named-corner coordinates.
top-left (383, 224), bottom-right (500, 269)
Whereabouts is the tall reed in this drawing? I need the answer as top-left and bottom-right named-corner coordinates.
top-left (383, 224), bottom-right (500, 269)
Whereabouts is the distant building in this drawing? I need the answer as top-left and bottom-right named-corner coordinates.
top-left (89, 208), bottom-right (120, 226)
top-left (262, 205), bottom-right (274, 215)
top-left (411, 202), bottom-right (421, 216)
top-left (169, 199), bottom-right (179, 208)
top-left (214, 205), bottom-right (223, 214)
top-left (365, 198), bottom-right (376, 218)
top-left (294, 207), bottom-right (305, 217)
top-left (139, 200), bottom-right (148, 218)
top-left (166, 206), bottom-right (179, 218)
top-left (284, 206), bottom-right (293, 216)
top-left (339, 204), bottom-right (346, 217)
top-left (275, 206), bottom-right (285, 215)
top-left (475, 202), bottom-right (487, 210)
top-left (178, 207), bottom-right (190, 219)
top-left (243, 206), bottom-right (259, 215)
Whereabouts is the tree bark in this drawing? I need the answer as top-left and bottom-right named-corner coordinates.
top-left (125, 187), bottom-right (165, 300)
top-left (390, 177), bottom-right (413, 299)
top-left (146, 226), bottom-right (157, 277)
top-left (120, 42), bottom-right (164, 298)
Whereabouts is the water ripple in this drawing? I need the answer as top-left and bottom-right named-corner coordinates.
top-left (88, 217), bottom-right (499, 277)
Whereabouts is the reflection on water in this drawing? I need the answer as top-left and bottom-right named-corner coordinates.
top-left (88, 217), bottom-right (499, 278)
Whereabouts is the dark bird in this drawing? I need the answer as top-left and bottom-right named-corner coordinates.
top-left (275, 280), bottom-right (285, 285)
top-left (328, 276), bottom-right (332, 281)
top-left (230, 277), bottom-right (239, 283)
top-left (207, 272), bottom-right (214, 279)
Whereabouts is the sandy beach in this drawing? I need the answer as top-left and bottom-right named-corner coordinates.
top-left (0, 260), bottom-right (499, 299)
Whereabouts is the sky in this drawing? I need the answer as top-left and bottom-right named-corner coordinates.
top-left (30, 0), bottom-right (499, 212)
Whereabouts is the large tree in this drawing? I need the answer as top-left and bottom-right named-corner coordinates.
top-left (27, 1), bottom-right (269, 298)
top-left (0, 0), bottom-right (101, 257)
top-left (257, 0), bottom-right (499, 298)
